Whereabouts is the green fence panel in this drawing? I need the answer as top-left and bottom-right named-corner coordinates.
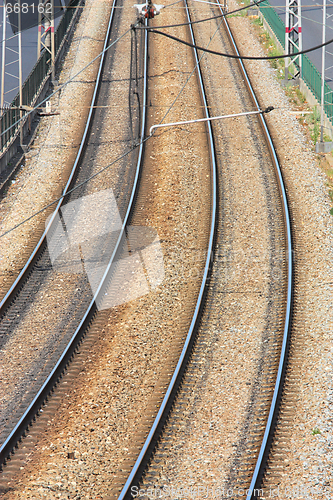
top-left (55, 0), bottom-right (81, 55)
top-left (21, 50), bottom-right (50, 107)
top-left (324, 84), bottom-right (333, 122)
top-left (302, 54), bottom-right (321, 102)
top-left (259, 0), bottom-right (285, 48)
top-left (302, 54), bottom-right (333, 122)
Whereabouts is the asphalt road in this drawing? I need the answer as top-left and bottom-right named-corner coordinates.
top-left (267, 0), bottom-right (333, 86)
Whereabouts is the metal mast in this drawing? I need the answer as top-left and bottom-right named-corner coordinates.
top-left (284, 0), bottom-right (302, 82)
top-left (18, 0), bottom-right (23, 146)
top-left (1, 2), bottom-right (7, 111)
top-left (37, 0), bottom-right (55, 80)
top-left (316, 0), bottom-right (333, 152)
top-left (320, 0), bottom-right (327, 143)
top-left (0, 1), bottom-right (23, 114)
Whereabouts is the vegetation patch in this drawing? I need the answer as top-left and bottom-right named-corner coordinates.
top-left (321, 157), bottom-right (333, 215)
top-left (228, 0), bottom-right (251, 17)
top-left (250, 16), bottom-right (284, 76)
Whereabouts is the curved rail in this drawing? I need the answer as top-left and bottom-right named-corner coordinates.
top-left (216, 5), bottom-right (294, 499)
top-left (118, 1), bottom-right (294, 498)
top-left (0, 11), bottom-right (149, 468)
top-left (117, 5), bottom-right (218, 499)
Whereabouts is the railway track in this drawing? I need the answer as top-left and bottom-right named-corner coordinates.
top-left (0, 0), bottom-right (116, 304)
top-left (115, 1), bottom-right (294, 499)
top-left (219, 6), bottom-right (293, 499)
top-left (0, 0), bottom-right (148, 485)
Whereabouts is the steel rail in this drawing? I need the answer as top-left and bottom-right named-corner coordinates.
top-left (213, 4), bottom-right (294, 498)
top-left (117, 4), bottom-right (218, 499)
top-left (0, 2), bottom-right (149, 468)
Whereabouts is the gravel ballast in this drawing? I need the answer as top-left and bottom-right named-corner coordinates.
top-left (143, 5), bottom-right (333, 498)
top-left (0, 2), bottom-right (213, 498)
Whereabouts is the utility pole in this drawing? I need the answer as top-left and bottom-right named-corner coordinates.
top-left (316, 0), bottom-right (333, 152)
top-left (0, 2), bottom-right (22, 114)
top-left (18, 0), bottom-right (23, 148)
top-left (284, 0), bottom-right (302, 83)
top-left (37, 0), bottom-right (55, 81)
top-left (51, 0), bottom-right (55, 81)
top-left (320, 0), bottom-right (326, 143)
top-left (1, 2), bottom-right (7, 112)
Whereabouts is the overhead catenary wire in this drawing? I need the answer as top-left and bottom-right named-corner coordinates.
top-left (0, 137), bottom-right (149, 239)
top-left (0, 25), bottom-right (132, 139)
top-left (163, 0), bottom-right (183, 7)
top-left (0, 2), bottom-right (226, 239)
top-left (0, 0), bottom-right (229, 142)
top-left (129, 26), bottom-right (140, 147)
top-left (0, 0), bottom-right (207, 48)
top-left (2, 0), bottom-right (332, 140)
top-left (1, 0), bottom-right (320, 239)
top-left (134, 0), bottom-right (333, 31)
top-left (155, 1), bottom-right (226, 126)
top-left (143, 27), bottom-right (333, 59)
top-left (299, 13), bottom-right (333, 30)
top-left (2, 1), bottom-right (331, 238)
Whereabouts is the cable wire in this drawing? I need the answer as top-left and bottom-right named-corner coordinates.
top-left (158, 11), bottom-right (225, 125)
top-left (0, 26), bottom-right (132, 140)
top-left (145, 27), bottom-right (333, 59)
top-left (3, 0), bottom-right (308, 239)
top-left (163, 0), bottom-right (183, 7)
top-left (0, 7), bottom-right (226, 239)
top-left (0, 137), bottom-right (149, 239)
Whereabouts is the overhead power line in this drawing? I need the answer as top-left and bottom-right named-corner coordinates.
top-left (143, 27), bottom-right (333, 60)
top-left (0, 26), bottom-right (132, 140)
top-left (0, 7), bottom-right (224, 239)
top-left (0, 137), bottom-right (147, 239)
top-left (2, 0), bottom-right (331, 237)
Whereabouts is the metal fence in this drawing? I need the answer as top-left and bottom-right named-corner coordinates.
top-left (55, 0), bottom-right (81, 55)
top-left (0, 0), bottom-right (81, 154)
top-left (259, 0), bottom-right (285, 48)
top-left (259, 0), bottom-right (333, 124)
top-left (301, 53), bottom-right (333, 123)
